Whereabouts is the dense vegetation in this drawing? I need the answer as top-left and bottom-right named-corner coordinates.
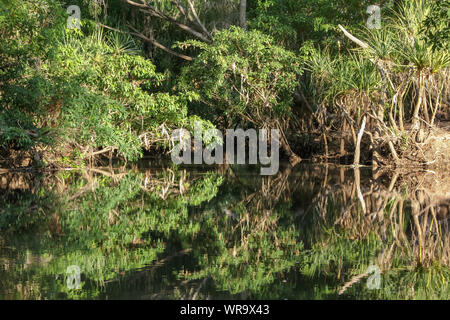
top-left (1, 1), bottom-right (448, 301)
top-left (0, 0), bottom-right (448, 167)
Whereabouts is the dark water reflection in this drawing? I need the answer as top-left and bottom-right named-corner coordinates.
top-left (0, 160), bottom-right (449, 299)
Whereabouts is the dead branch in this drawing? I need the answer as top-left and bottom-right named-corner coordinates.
top-left (98, 23), bottom-right (193, 61)
top-left (124, 0), bottom-right (212, 43)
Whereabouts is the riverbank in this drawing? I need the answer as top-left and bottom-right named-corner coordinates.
top-left (1, 123), bottom-right (449, 171)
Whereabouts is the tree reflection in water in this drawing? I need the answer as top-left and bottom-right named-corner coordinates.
top-left (0, 162), bottom-right (448, 299)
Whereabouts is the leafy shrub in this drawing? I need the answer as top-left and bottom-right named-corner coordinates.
top-left (178, 26), bottom-right (302, 139)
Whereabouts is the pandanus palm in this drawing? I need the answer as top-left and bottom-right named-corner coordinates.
top-left (392, 0), bottom-right (450, 139)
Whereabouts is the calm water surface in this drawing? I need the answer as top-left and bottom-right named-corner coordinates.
top-left (0, 161), bottom-right (449, 299)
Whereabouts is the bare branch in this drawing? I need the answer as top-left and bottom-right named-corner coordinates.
top-left (170, 0), bottom-right (187, 16)
top-left (124, 0), bottom-right (212, 43)
top-left (338, 24), bottom-right (369, 49)
top-left (186, 0), bottom-right (212, 40)
top-left (98, 23), bottom-right (193, 61)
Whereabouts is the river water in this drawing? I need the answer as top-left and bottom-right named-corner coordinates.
top-left (0, 160), bottom-right (449, 299)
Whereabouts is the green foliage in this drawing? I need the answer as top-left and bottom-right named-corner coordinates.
top-left (48, 27), bottom-right (191, 160)
top-left (390, 0), bottom-right (450, 72)
top-left (300, 0), bottom-right (449, 139)
top-left (0, 0), bottom-right (199, 161)
top-left (423, 0), bottom-right (450, 50)
top-left (305, 49), bottom-right (380, 103)
top-left (1, 0), bottom-right (450, 302)
top-left (249, 0), bottom-right (396, 50)
top-left (0, 0), bottom-right (65, 150)
top-left (178, 27), bottom-right (302, 129)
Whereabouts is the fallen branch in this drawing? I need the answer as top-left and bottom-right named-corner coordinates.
top-left (89, 146), bottom-right (116, 157)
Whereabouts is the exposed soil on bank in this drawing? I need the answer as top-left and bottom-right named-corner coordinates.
top-left (302, 120), bottom-right (450, 168)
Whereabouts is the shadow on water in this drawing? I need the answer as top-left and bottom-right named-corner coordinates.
top-left (0, 160), bottom-right (449, 299)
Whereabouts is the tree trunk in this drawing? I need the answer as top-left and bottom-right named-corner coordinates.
top-left (412, 72), bottom-right (424, 130)
top-left (354, 116), bottom-right (366, 166)
top-left (240, 0), bottom-right (247, 29)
